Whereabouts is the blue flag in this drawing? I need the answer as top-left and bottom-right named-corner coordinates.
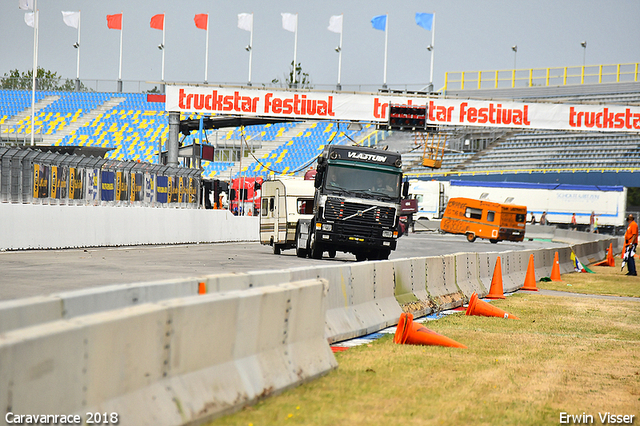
top-left (415, 12), bottom-right (434, 31)
top-left (371, 14), bottom-right (386, 31)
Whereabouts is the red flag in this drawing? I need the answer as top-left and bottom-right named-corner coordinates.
top-left (194, 13), bottom-right (208, 30)
top-left (106, 13), bottom-right (122, 30)
top-left (150, 14), bottom-right (164, 30)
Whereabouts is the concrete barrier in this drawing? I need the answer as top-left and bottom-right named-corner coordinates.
top-left (500, 250), bottom-right (527, 292)
top-left (425, 255), bottom-right (464, 311)
top-left (477, 252), bottom-right (500, 293)
top-left (393, 258), bottom-right (431, 315)
top-left (0, 204), bottom-right (259, 250)
top-left (525, 224), bottom-right (556, 240)
top-left (0, 279), bottom-right (335, 426)
top-left (454, 253), bottom-right (486, 298)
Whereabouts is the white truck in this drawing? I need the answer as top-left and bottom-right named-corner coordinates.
top-left (259, 177), bottom-right (315, 254)
top-left (409, 179), bottom-right (627, 231)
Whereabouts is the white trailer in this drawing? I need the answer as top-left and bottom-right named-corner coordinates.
top-left (408, 180), bottom-right (449, 220)
top-left (408, 179), bottom-right (627, 229)
top-left (259, 177), bottom-right (315, 254)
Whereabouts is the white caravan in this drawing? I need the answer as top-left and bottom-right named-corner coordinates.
top-left (260, 177), bottom-right (315, 254)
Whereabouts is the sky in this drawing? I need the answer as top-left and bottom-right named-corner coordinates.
top-left (1, 0), bottom-right (639, 93)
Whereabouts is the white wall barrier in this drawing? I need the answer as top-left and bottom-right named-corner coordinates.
top-left (425, 255), bottom-right (464, 311)
top-left (0, 204), bottom-right (259, 250)
top-left (0, 279), bottom-right (336, 426)
top-left (454, 252), bottom-right (487, 298)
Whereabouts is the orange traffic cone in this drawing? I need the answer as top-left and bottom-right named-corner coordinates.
top-left (486, 257), bottom-right (506, 299)
top-left (521, 254), bottom-right (539, 291)
top-left (550, 251), bottom-right (562, 281)
top-left (465, 292), bottom-right (520, 320)
top-left (594, 243), bottom-right (615, 267)
top-left (198, 282), bottom-right (207, 295)
top-left (394, 312), bottom-right (467, 349)
top-left (608, 243), bottom-right (616, 266)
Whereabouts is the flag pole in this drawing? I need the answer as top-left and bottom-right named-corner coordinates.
top-left (383, 13), bottom-right (388, 89)
top-left (248, 13), bottom-right (253, 86)
top-left (161, 13), bottom-right (165, 83)
top-left (204, 15), bottom-right (209, 84)
top-left (76, 12), bottom-right (81, 84)
top-left (429, 13), bottom-right (436, 92)
top-left (337, 14), bottom-right (343, 91)
top-left (118, 11), bottom-right (123, 92)
top-left (30, 0), bottom-right (38, 146)
top-left (293, 13), bottom-right (298, 88)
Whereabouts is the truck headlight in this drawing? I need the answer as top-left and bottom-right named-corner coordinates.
top-left (322, 223), bottom-right (333, 232)
top-left (382, 230), bottom-right (393, 238)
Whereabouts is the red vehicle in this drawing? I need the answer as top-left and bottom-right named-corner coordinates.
top-left (230, 177), bottom-right (263, 215)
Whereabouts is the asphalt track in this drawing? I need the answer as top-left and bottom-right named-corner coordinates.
top-left (0, 231), bottom-right (568, 301)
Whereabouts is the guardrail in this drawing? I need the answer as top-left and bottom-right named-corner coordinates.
top-left (443, 62), bottom-right (640, 91)
top-left (0, 230), bottom-right (617, 425)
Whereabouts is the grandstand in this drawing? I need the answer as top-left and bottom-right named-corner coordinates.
top-left (2, 71), bottom-right (640, 186)
top-left (0, 90), bottom-right (382, 181)
top-left (393, 80), bottom-right (640, 185)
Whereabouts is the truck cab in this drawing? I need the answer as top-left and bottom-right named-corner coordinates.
top-left (296, 145), bottom-right (405, 261)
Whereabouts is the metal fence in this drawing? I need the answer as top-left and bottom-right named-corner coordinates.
top-left (444, 62), bottom-right (640, 91)
top-left (0, 147), bottom-right (201, 208)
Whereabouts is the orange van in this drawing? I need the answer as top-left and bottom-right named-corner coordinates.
top-left (440, 197), bottom-right (527, 243)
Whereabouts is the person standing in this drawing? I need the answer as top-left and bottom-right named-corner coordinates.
top-left (589, 211), bottom-right (595, 233)
top-left (530, 213), bottom-right (536, 224)
top-left (624, 214), bottom-right (638, 276)
top-left (570, 213), bottom-right (577, 231)
top-left (540, 211), bottom-right (547, 226)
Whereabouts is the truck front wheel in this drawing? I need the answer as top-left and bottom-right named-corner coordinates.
top-left (466, 233), bottom-right (476, 243)
top-left (309, 233), bottom-right (323, 259)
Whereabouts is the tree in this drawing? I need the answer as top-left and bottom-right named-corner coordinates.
top-left (628, 187), bottom-right (640, 209)
top-left (271, 61), bottom-right (312, 89)
top-left (1, 67), bottom-right (89, 91)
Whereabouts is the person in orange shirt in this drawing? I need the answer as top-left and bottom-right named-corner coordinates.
top-left (623, 214), bottom-right (638, 276)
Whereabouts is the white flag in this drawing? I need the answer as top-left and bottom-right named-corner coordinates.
top-left (328, 15), bottom-right (343, 34)
top-left (281, 13), bottom-right (297, 32)
top-left (62, 11), bottom-right (80, 29)
top-left (24, 12), bottom-right (34, 27)
top-left (18, 0), bottom-right (33, 11)
top-left (237, 13), bottom-right (252, 32)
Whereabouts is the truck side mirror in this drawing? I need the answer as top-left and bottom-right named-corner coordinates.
top-left (402, 181), bottom-right (409, 198)
top-left (314, 170), bottom-right (323, 189)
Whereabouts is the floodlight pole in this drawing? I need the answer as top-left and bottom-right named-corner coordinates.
top-left (428, 13), bottom-right (435, 92)
top-left (336, 14), bottom-right (343, 91)
top-left (30, 0), bottom-right (39, 146)
top-left (248, 14), bottom-right (254, 86)
top-left (382, 13), bottom-right (388, 89)
top-left (75, 12), bottom-right (81, 91)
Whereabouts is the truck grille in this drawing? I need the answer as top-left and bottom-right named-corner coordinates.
top-left (324, 197), bottom-right (396, 227)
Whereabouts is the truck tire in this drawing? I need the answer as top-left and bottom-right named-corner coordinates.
top-left (355, 252), bottom-right (367, 262)
top-left (273, 244), bottom-right (282, 255)
top-left (490, 239), bottom-right (499, 244)
top-left (466, 233), bottom-right (476, 243)
top-left (378, 249), bottom-right (390, 260)
top-left (328, 249), bottom-right (336, 258)
top-left (309, 233), bottom-right (323, 259)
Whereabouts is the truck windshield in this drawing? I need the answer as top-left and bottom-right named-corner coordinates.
top-left (324, 164), bottom-right (401, 200)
